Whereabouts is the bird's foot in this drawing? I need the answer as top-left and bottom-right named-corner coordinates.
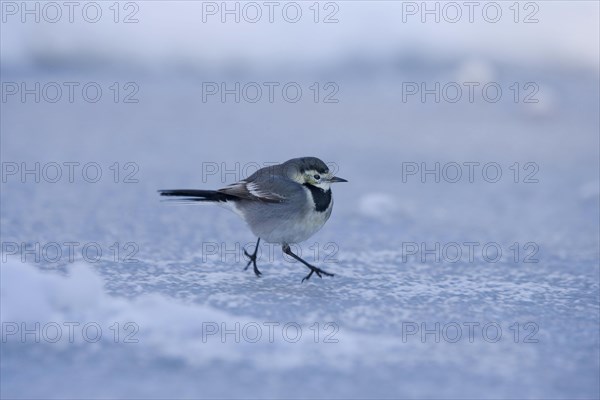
top-left (243, 249), bottom-right (262, 277)
top-left (301, 266), bottom-right (334, 283)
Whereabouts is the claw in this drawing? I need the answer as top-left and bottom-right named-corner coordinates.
top-left (243, 253), bottom-right (252, 271)
top-left (301, 271), bottom-right (313, 283)
top-left (301, 266), bottom-right (333, 282)
top-left (244, 246), bottom-right (262, 277)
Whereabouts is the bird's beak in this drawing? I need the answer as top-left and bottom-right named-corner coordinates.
top-left (329, 176), bottom-right (348, 183)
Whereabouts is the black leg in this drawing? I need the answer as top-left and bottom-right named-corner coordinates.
top-left (243, 238), bottom-right (262, 277)
top-left (282, 244), bottom-right (334, 283)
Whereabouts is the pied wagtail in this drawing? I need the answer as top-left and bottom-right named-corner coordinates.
top-left (159, 157), bottom-right (347, 282)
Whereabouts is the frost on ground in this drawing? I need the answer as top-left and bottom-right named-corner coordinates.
top-left (2, 248), bottom-right (598, 399)
top-left (2, 173), bottom-right (598, 399)
top-left (1, 65), bottom-right (599, 398)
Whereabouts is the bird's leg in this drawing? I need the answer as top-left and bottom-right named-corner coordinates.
top-left (282, 244), bottom-right (334, 283)
top-left (243, 238), bottom-right (262, 277)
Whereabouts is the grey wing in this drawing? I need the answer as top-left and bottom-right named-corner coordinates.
top-left (217, 174), bottom-right (302, 203)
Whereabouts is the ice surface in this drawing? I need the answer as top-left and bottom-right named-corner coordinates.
top-left (1, 2), bottom-right (599, 398)
top-left (1, 73), bottom-right (599, 398)
top-left (1, 69), bottom-right (599, 398)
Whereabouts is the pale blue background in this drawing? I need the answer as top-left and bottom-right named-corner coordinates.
top-left (1, 1), bottom-right (599, 398)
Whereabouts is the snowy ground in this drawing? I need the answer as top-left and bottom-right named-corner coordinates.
top-left (1, 2), bottom-right (599, 399)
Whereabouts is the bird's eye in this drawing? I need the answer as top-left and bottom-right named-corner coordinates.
top-left (313, 174), bottom-right (321, 181)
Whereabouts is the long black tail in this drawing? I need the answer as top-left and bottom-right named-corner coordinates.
top-left (158, 189), bottom-right (233, 203)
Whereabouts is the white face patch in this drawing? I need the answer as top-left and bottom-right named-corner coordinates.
top-left (302, 169), bottom-right (332, 190)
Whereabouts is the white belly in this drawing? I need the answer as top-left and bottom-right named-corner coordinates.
top-left (261, 193), bottom-right (333, 244)
top-left (233, 185), bottom-right (334, 245)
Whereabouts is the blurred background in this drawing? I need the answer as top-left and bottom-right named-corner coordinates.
top-left (1, 1), bottom-right (599, 399)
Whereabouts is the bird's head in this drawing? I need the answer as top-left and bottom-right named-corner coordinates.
top-left (284, 157), bottom-right (348, 190)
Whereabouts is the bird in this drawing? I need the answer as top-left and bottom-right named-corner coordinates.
top-left (159, 157), bottom-right (347, 282)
